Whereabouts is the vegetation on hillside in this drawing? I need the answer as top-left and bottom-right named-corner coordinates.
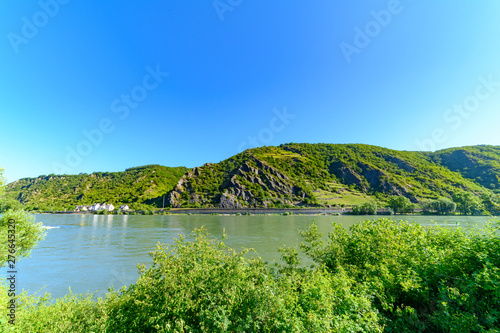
top-left (431, 145), bottom-right (500, 190)
top-left (167, 143), bottom-right (499, 210)
top-left (4, 144), bottom-right (500, 211)
top-left (4, 165), bottom-right (188, 211)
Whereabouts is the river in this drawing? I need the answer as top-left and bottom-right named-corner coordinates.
top-left (1, 213), bottom-right (496, 299)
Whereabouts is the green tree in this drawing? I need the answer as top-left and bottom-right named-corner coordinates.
top-left (0, 198), bottom-right (23, 212)
top-left (386, 195), bottom-right (415, 214)
top-left (0, 168), bottom-right (46, 266)
top-left (352, 201), bottom-right (377, 215)
top-left (452, 191), bottom-right (483, 215)
top-left (480, 192), bottom-right (500, 215)
top-left (421, 197), bottom-right (456, 214)
top-left (0, 210), bottom-right (46, 267)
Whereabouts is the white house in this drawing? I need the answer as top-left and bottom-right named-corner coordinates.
top-left (119, 204), bottom-right (130, 211)
top-left (75, 203), bottom-right (117, 212)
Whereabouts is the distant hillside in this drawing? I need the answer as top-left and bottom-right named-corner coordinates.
top-left (165, 143), bottom-right (494, 208)
top-left (431, 145), bottom-right (500, 190)
top-left (4, 165), bottom-right (188, 211)
top-left (3, 144), bottom-right (500, 210)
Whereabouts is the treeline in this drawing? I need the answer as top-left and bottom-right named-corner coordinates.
top-left (2, 219), bottom-right (500, 332)
top-left (351, 190), bottom-right (500, 216)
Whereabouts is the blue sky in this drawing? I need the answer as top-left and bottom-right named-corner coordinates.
top-left (1, 1), bottom-right (500, 183)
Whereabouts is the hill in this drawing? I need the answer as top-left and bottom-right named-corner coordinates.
top-left (430, 145), bottom-right (500, 190)
top-left (3, 165), bottom-right (188, 211)
top-left (3, 144), bottom-right (500, 211)
top-left (165, 143), bottom-right (495, 208)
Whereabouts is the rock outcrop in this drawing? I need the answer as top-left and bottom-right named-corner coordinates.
top-left (329, 160), bottom-right (415, 201)
top-left (166, 156), bottom-right (310, 208)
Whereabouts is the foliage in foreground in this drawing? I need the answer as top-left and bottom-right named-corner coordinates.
top-left (300, 219), bottom-right (500, 332)
top-left (0, 209), bottom-right (46, 267)
top-left (2, 228), bottom-right (381, 332)
top-left (2, 219), bottom-right (500, 332)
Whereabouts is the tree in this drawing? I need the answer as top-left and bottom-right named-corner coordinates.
top-left (0, 167), bottom-right (4, 197)
top-left (386, 196), bottom-right (415, 214)
top-left (480, 192), bottom-right (500, 215)
top-left (0, 197), bottom-right (23, 213)
top-left (421, 197), bottom-right (456, 215)
top-left (452, 191), bottom-right (483, 215)
top-left (352, 201), bottom-right (377, 215)
top-left (0, 168), bottom-right (46, 267)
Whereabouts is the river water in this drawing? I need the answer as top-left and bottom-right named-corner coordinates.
top-left (1, 213), bottom-right (495, 299)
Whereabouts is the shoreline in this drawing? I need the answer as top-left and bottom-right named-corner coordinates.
top-left (33, 208), bottom-right (497, 217)
top-left (39, 208), bottom-right (350, 215)
top-left (35, 207), bottom-right (417, 216)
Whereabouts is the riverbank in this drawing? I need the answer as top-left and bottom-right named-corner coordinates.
top-left (37, 207), bottom-right (396, 215)
top-left (35, 207), bottom-right (487, 217)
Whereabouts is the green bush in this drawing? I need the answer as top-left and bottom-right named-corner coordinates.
top-left (421, 197), bottom-right (456, 214)
top-left (453, 190), bottom-right (484, 215)
top-left (352, 201), bottom-right (377, 215)
top-left (4, 228), bottom-right (382, 332)
top-left (300, 218), bottom-right (500, 332)
top-left (4, 219), bottom-right (500, 332)
top-left (386, 196), bottom-right (415, 214)
top-left (0, 210), bottom-right (46, 267)
top-left (0, 198), bottom-right (23, 213)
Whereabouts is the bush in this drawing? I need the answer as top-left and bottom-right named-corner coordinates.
top-left (421, 197), bottom-right (456, 214)
top-left (4, 228), bottom-right (382, 332)
top-left (352, 201), bottom-right (377, 215)
top-left (0, 210), bottom-right (46, 266)
top-left (386, 196), bottom-right (415, 214)
top-left (453, 191), bottom-right (484, 215)
top-left (300, 218), bottom-right (500, 332)
top-left (4, 219), bottom-right (500, 332)
top-left (0, 198), bottom-right (23, 213)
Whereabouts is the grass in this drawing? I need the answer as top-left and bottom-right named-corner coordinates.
top-left (313, 182), bottom-right (379, 206)
top-left (255, 148), bottom-right (307, 162)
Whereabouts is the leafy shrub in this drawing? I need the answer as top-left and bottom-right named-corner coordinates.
top-left (5, 228), bottom-right (382, 332)
top-left (0, 210), bottom-right (46, 267)
top-left (0, 199), bottom-right (23, 213)
top-left (300, 218), bottom-right (500, 332)
top-left (453, 191), bottom-right (484, 215)
top-left (5, 218), bottom-right (500, 332)
top-left (386, 196), bottom-right (415, 214)
top-left (352, 201), bottom-right (377, 215)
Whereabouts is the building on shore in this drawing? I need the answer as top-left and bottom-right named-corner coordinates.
top-left (75, 203), bottom-right (115, 212)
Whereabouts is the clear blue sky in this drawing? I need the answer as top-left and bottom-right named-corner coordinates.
top-left (1, 1), bottom-right (500, 183)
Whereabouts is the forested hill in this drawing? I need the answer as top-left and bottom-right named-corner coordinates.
top-left (3, 165), bottom-right (188, 211)
top-left (430, 145), bottom-right (500, 190)
top-left (3, 144), bottom-right (500, 211)
top-left (165, 143), bottom-right (498, 209)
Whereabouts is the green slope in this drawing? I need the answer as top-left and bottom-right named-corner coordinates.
top-left (431, 145), bottom-right (500, 191)
top-left (3, 144), bottom-right (500, 210)
top-left (165, 143), bottom-right (494, 208)
top-left (4, 165), bottom-right (188, 211)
